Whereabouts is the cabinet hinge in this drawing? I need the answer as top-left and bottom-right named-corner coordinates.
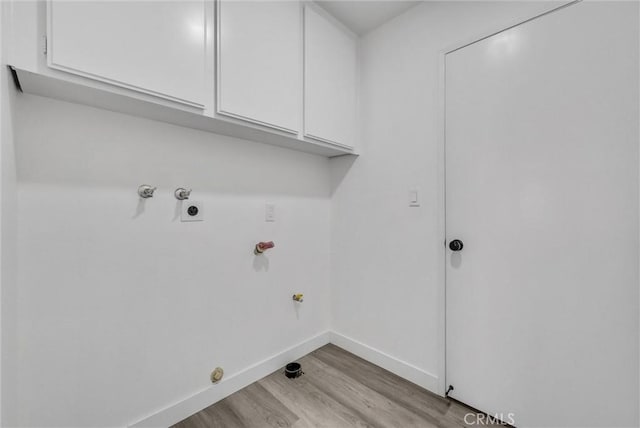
top-left (42, 35), bottom-right (47, 55)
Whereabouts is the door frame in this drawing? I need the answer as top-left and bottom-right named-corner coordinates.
top-left (435, 0), bottom-right (581, 397)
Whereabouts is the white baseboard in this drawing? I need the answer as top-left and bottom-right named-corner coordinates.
top-left (128, 330), bottom-right (441, 427)
top-left (328, 331), bottom-right (441, 396)
top-left (128, 330), bottom-right (331, 428)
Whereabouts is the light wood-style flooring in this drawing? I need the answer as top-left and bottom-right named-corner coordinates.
top-left (173, 344), bottom-right (493, 428)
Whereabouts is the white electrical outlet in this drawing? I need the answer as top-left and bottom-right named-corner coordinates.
top-left (265, 203), bottom-right (275, 222)
top-left (181, 201), bottom-right (203, 222)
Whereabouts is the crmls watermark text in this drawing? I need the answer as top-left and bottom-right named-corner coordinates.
top-left (463, 413), bottom-right (516, 426)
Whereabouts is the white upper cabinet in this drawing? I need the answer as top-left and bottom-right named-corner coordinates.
top-left (11, 0), bottom-right (356, 156)
top-left (47, 1), bottom-right (206, 107)
top-left (217, 1), bottom-right (301, 133)
top-left (304, 5), bottom-right (357, 148)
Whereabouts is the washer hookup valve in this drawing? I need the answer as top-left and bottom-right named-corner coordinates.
top-left (254, 241), bottom-right (275, 255)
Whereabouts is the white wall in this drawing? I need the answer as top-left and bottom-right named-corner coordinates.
top-left (0, 72), bottom-right (18, 428)
top-left (11, 94), bottom-right (331, 427)
top-left (1, 0), bottom-right (20, 424)
top-left (7, 1), bottom-right (624, 426)
top-left (330, 1), bottom-right (566, 392)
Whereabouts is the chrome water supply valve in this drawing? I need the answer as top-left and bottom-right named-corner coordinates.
top-left (138, 185), bottom-right (157, 199)
top-left (174, 188), bottom-right (192, 200)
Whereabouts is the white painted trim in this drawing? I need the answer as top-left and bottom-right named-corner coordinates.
top-left (127, 330), bottom-right (444, 427)
top-left (303, 132), bottom-right (354, 151)
top-left (329, 332), bottom-right (440, 395)
top-left (46, 61), bottom-right (207, 109)
top-left (436, 0), bottom-right (580, 398)
top-left (436, 50), bottom-right (447, 398)
top-left (216, 109), bottom-right (300, 136)
top-left (203, 0), bottom-right (216, 118)
top-left (128, 330), bottom-right (331, 428)
top-left (214, 0), bottom-right (221, 115)
top-left (442, 1), bottom-right (579, 56)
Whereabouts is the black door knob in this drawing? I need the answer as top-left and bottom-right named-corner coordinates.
top-left (449, 239), bottom-right (464, 251)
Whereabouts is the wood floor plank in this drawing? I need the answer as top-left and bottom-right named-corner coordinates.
top-left (172, 344), bottom-right (487, 428)
top-left (444, 400), bottom-right (506, 428)
top-left (300, 355), bottom-right (437, 428)
top-left (201, 401), bottom-right (246, 428)
top-left (224, 382), bottom-right (299, 428)
top-left (259, 361), bottom-right (373, 428)
top-left (311, 344), bottom-right (454, 426)
top-left (172, 410), bottom-right (214, 428)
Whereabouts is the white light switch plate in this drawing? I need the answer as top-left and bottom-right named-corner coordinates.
top-left (409, 189), bottom-right (420, 207)
top-left (181, 201), bottom-right (203, 222)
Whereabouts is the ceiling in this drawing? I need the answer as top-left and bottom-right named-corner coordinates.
top-left (316, 1), bottom-right (421, 36)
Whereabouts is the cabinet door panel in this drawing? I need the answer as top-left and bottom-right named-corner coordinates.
top-left (304, 6), bottom-right (356, 148)
top-left (217, 1), bottom-right (301, 133)
top-left (49, 1), bottom-right (206, 107)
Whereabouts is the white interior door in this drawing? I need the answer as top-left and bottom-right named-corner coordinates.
top-left (445, 2), bottom-right (639, 427)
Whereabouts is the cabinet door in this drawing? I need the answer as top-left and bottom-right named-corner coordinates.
top-left (48, 1), bottom-right (206, 107)
top-left (217, 1), bottom-right (301, 133)
top-left (304, 6), bottom-right (356, 148)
